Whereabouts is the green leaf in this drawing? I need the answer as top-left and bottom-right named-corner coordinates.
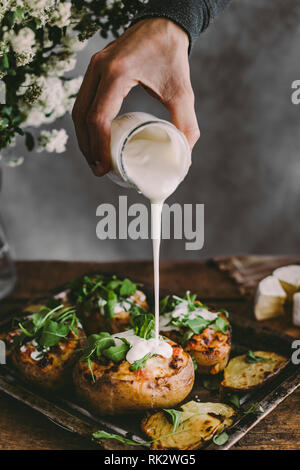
top-left (15, 7), bottom-right (24, 21)
top-left (105, 290), bottom-right (118, 318)
top-left (131, 313), bottom-right (155, 339)
top-left (228, 394), bottom-right (240, 409)
top-left (81, 333), bottom-right (114, 361)
top-left (186, 317), bottom-right (210, 334)
top-left (119, 278), bottom-right (137, 296)
top-left (25, 132), bottom-right (34, 151)
top-left (243, 402), bottom-right (265, 415)
top-left (213, 431), bottom-right (229, 446)
top-left (92, 431), bottom-right (143, 446)
top-left (245, 350), bottom-right (271, 364)
top-left (103, 343), bottom-right (129, 363)
top-left (39, 320), bottom-right (69, 348)
top-left (212, 316), bottom-right (229, 334)
top-left (163, 409), bottom-right (182, 432)
top-left (130, 353), bottom-right (153, 371)
top-left (2, 53), bottom-right (9, 69)
top-left (159, 296), bottom-right (170, 314)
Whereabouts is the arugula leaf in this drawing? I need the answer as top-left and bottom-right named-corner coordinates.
top-left (212, 316), bottom-right (229, 334)
top-left (103, 343), bottom-right (130, 363)
top-left (15, 304), bottom-right (81, 351)
top-left (181, 329), bottom-right (194, 347)
top-left (119, 278), bottom-right (137, 296)
top-left (159, 296), bottom-right (170, 315)
top-left (92, 430), bottom-right (143, 446)
top-left (105, 290), bottom-right (118, 318)
top-left (39, 321), bottom-right (70, 348)
top-left (130, 352), bottom-right (153, 371)
top-left (186, 317), bottom-right (210, 334)
top-left (213, 431), bottom-right (229, 446)
top-left (163, 409), bottom-right (183, 432)
top-left (228, 394), bottom-right (241, 409)
top-left (243, 402), bottom-right (265, 415)
top-left (245, 350), bottom-right (271, 364)
top-left (81, 333), bottom-right (115, 361)
top-left (131, 313), bottom-right (155, 339)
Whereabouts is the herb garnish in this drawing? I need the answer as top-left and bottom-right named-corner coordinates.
top-left (245, 350), bottom-right (272, 364)
top-left (130, 353), bottom-right (153, 371)
top-left (13, 303), bottom-right (81, 353)
top-left (68, 275), bottom-right (145, 326)
top-left (160, 292), bottom-right (230, 344)
top-left (212, 431), bottom-right (229, 446)
top-left (163, 409), bottom-right (183, 432)
top-left (227, 394), bottom-right (264, 415)
top-left (81, 313), bottom-right (157, 380)
top-left (93, 409), bottom-right (208, 447)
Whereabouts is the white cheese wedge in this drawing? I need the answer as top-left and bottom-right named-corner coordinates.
top-left (254, 275), bottom-right (287, 320)
top-left (293, 292), bottom-right (300, 327)
top-left (273, 265), bottom-right (300, 298)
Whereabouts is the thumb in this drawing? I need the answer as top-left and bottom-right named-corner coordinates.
top-left (164, 90), bottom-right (200, 150)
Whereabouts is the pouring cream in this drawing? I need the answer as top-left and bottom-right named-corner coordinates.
top-left (110, 112), bottom-right (191, 346)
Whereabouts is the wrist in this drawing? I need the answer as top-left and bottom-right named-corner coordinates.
top-left (132, 17), bottom-right (189, 52)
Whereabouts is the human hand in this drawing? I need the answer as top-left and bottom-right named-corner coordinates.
top-left (72, 18), bottom-right (200, 177)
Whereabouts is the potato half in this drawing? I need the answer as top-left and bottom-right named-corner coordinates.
top-left (7, 328), bottom-right (85, 391)
top-left (221, 351), bottom-right (288, 392)
top-left (162, 313), bottom-right (231, 375)
top-left (73, 339), bottom-right (194, 415)
top-left (141, 401), bottom-right (236, 450)
top-left (80, 290), bottom-right (148, 335)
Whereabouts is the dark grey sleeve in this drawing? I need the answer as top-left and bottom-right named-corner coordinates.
top-left (131, 0), bottom-right (231, 50)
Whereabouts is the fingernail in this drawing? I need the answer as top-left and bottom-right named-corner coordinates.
top-left (90, 161), bottom-right (104, 177)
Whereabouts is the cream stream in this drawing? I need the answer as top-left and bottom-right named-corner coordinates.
top-left (122, 122), bottom-right (191, 344)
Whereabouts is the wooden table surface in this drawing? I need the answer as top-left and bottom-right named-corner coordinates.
top-left (0, 259), bottom-right (299, 450)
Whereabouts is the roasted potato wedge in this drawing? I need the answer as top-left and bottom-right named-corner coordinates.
top-left (80, 289), bottom-right (148, 335)
top-left (6, 328), bottom-right (85, 391)
top-left (73, 339), bottom-right (194, 415)
top-left (221, 351), bottom-right (288, 392)
top-left (141, 400), bottom-right (236, 450)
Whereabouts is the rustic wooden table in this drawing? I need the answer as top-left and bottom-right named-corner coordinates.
top-left (0, 259), bottom-right (299, 450)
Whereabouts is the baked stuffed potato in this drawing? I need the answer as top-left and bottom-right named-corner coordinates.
top-left (73, 314), bottom-right (194, 415)
top-left (6, 302), bottom-right (85, 391)
top-left (160, 293), bottom-right (231, 375)
top-left (68, 274), bottom-right (148, 335)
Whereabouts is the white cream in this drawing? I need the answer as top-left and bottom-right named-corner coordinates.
top-left (113, 329), bottom-right (172, 364)
top-left (160, 300), bottom-right (218, 330)
top-left (122, 122), bottom-right (191, 342)
top-left (30, 350), bottom-right (42, 361)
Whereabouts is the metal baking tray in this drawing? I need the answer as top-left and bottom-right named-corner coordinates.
top-left (0, 273), bottom-right (299, 450)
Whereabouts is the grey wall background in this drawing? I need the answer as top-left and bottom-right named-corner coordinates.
top-left (2, 0), bottom-right (300, 261)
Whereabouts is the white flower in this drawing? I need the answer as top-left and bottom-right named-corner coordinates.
top-left (44, 54), bottom-right (77, 76)
top-left (63, 76), bottom-right (83, 97)
top-left (61, 33), bottom-right (87, 52)
top-left (4, 27), bottom-right (36, 65)
top-left (6, 27), bottom-right (35, 55)
top-left (49, 2), bottom-right (72, 28)
top-left (26, 0), bottom-right (53, 10)
top-left (37, 129), bottom-right (68, 153)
